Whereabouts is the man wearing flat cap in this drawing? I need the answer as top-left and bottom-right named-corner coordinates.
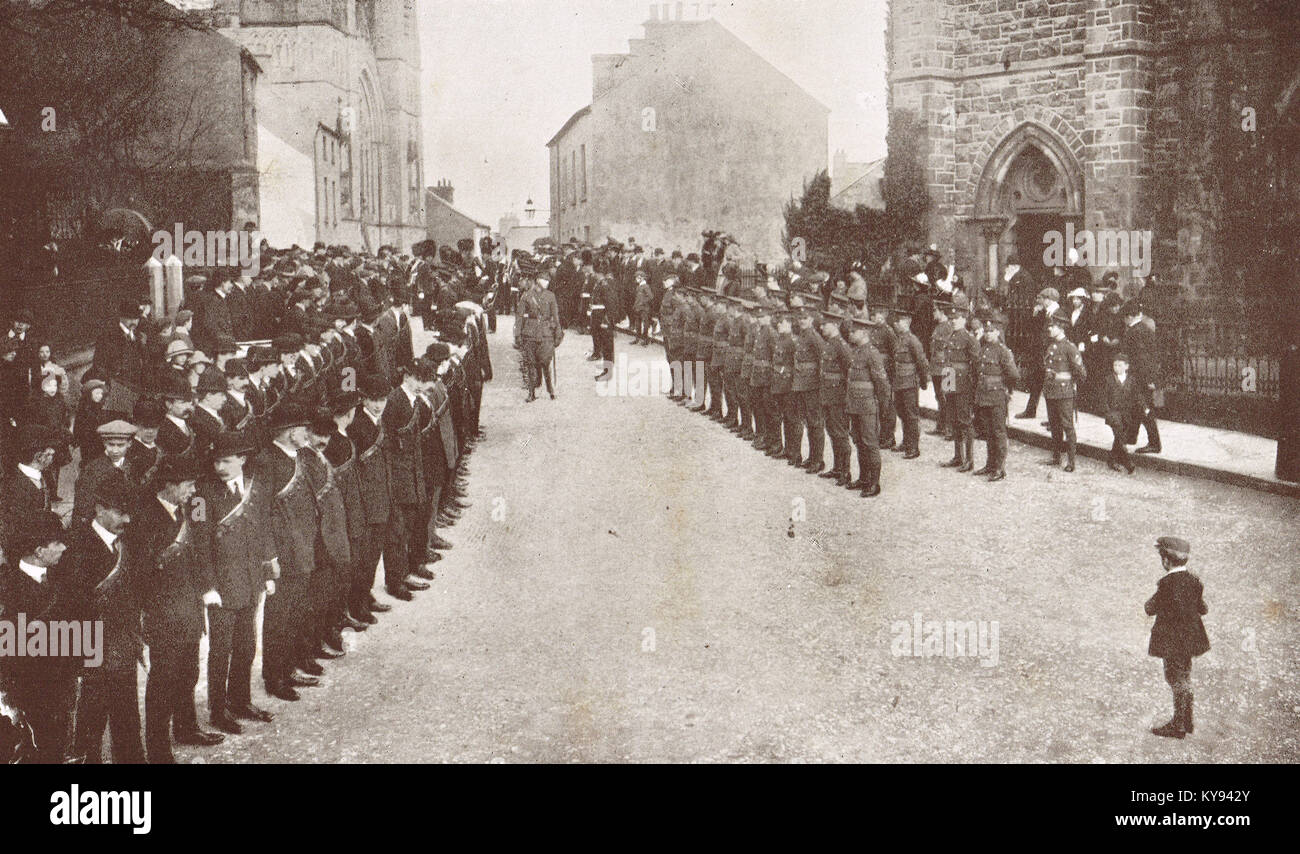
top-left (1145, 536), bottom-right (1209, 739)
top-left (72, 419), bottom-right (136, 525)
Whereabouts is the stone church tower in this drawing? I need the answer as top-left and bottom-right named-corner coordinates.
top-left (208, 0), bottom-right (427, 251)
top-left (886, 0), bottom-right (1298, 312)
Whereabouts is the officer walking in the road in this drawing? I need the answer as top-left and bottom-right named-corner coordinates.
top-left (1145, 536), bottom-right (1209, 739)
top-left (973, 312), bottom-right (1020, 481)
top-left (515, 273), bottom-right (561, 401)
top-left (1042, 312), bottom-right (1086, 472)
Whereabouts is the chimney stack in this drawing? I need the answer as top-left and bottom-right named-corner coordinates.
top-left (431, 179), bottom-right (454, 205)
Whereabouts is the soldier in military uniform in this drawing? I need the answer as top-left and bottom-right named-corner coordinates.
top-left (791, 294), bottom-right (826, 474)
top-left (722, 300), bottom-right (748, 433)
top-left (678, 286), bottom-right (701, 407)
top-left (845, 317), bottom-right (891, 497)
top-left (1145, 536), bottom-right (1210, 739)
top-left (1043, 312), bottom-right (1087, 472)
top-left (707, 297), bottom-right (732, 422)
top-left (514, 273), bottom-right (561, 401)
top-left (890, 309), bottom-right (930, 459)
top-left (736, 301), bottom-right (759, 438)
top-left (690, 290), bottom-right (715, 414)
top-left (197, 431), bottom-right (278, 735)
top-left (749, 306), bottom-right (777, 452)
top-left (817, 311), bottom-right (853, 486)
top-left (973, 312), bottom-right (1020, 481)
top-left (940, 296), bottom-right (980, 472)
top-left (769, 310), bottom-right (800, 463)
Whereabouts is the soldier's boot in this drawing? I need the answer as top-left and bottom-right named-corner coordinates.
top-left (973, 445), bottom-right (994, 476)
top-left (957, 436), bottom-right (975, 472)
top-left (1041, 449), bottom-right (1062, 466)
top-left (941, 438), bottom-right (963, 468)
top-left (1180, 693), bottom-right (1194, 734)
top-left (819, 448), bottom-right (843, 479)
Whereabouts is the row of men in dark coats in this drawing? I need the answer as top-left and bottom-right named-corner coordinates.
top-left (0, 275), bottom-right (493, 762)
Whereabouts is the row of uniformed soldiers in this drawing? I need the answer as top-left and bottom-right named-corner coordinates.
top-left (650, 278), bottom-right (1091, 486)
top-left (0, 292), bottom-right (491, 763)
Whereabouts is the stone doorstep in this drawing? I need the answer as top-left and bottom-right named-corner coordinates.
top-left (605, 319), bottom-right (1300, 500)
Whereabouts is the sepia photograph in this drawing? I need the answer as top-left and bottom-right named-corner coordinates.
top-left (0, 0), bottom-right (1296, 830)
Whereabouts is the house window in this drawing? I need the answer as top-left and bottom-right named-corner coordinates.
top-left (571, 151), bottom-right (577, 206)
top-left (580, 144), bottom-right (587, 201)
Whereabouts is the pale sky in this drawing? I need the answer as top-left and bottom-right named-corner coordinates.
top-left (418, 0), bottom-right (888, 229)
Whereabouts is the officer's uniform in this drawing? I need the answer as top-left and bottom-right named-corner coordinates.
top-left (514, 281), bottom-right (561, 398)
top-left (737, 306), bottom-right (758, 437)
top-left (708, 305), bottom-right (730, 419)
top-left (694, 295), bottom-right (716, 413)
top-left (890, 312), bottom-right (930, 457)
top-left (769, 317), bottom-right (798, 462)
top-left (792, 310), bottom-right (825, 471)
top-left (1043, 314), bottom-right (1087, 471)
top-left (749, 313), bottom-right (776, 452)
top-left (867, 311), bottom-right (898, 450)
top-left (724, 306), bottom-right (747, 430)
top-left (974, 315), bottom-right (1020, 480)
top-left (818, 316), bottom-right (853, 483)
top-left (845, 320), bottom-right (891, 496)
top-left (940, 301), bottom-right (980, 472)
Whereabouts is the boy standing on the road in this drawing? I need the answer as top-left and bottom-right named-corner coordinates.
top-left (1145, 536), bottom-right (1210, 739)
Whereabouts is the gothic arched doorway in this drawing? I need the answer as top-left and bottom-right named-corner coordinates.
top-left (971, 121), bottom-right (1085, 362)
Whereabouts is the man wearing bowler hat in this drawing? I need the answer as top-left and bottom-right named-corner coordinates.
top-left (347, 374), bottom-right (393, 623)
top-left (60, 477), bottom-right (143, 763)
top-left (256, 403), bottom-right (320, 702)
top-left (130, 456), bottom-right (225, 763)
top-left (1145, 536), bottom-right (1209, 739)
top-left (196, 430), bottom-right (278, 735)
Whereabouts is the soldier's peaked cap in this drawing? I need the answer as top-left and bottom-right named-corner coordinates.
top-left (1156, 536), bottom-right (1190, 561)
